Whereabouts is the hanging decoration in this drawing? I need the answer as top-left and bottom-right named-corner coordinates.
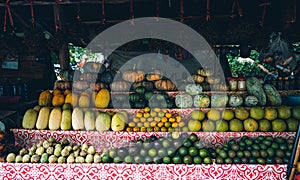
top-left (231, 0), bottom-right (243, 18)
top-left (155, 0), bottom-right (160, 21)
top-left (180, 0), bottom-right (184, 22)
top-left (259, 1), bottom-right (270, 27)
top-left (102, 0), bottom-right (106, 24)
top-left (77, 0), bottom-right (81, 21)
top-left (287, 0), bottom-right (296, 23)
top-left (30, 0), bottom-right (35, 25)
top-left (54, 0), bottom-right (61, 31)
top-left (130, 0), bottom-right (134, 25)
top-left (3, 0), bottom-right (14, 32)
top-left (206, 0), bottom-right (210, 21)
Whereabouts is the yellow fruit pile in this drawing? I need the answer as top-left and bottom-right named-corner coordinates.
top-left (126, 107), bottom-right (185, 132)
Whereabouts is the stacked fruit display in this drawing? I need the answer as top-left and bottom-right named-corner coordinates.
top-left (126, 107), bottom-right (184, 132)
top-left (187, 106), bottom-right (300, 132)
top-left (101, 133), bottom-right (215, 164)
top-left (5, 138), bottom-right (102, 163)
top-left (215, 135), bottom-right (294, 164)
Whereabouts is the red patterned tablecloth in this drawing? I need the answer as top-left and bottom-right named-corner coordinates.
top-left (11, 129), bottom-right (295, 150)
top-left (0, 163), bottom-right (287, 180)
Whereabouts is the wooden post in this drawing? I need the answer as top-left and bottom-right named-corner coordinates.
top-left (59, 44), bottom-right (71, 70)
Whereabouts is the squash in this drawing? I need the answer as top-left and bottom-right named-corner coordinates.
top-left (65, 93), bottom-right (78, 107)
top-left (187, 75), bottom-right (205, 83)
top-left (246, 77), bottom-right (266, 106)
top-left (185, 84), bottom-right (203, 95)
top-left (144, 91), bottom-right (154, 101)
top-left (166, 98), bottom-right (175, 108)
top-left (111, 112), bottom-right (127, 131)
top-left (61, 109), bottom-right (72, 130)
top-left (193, 95), bottom-right (210, 108)
top-left (134, 86), bottom-right (146, 95)
top-left (154, 79), bottom-right (176, 91)
top-left (263, 84), bottom-right (282, 106)
top-left (228, 94), bottom-right (243, 107)
top-left (83, 62), bottom-right (106, 74)
top-left (22, 109), bottom-right (38, 129)
top-left (156, 92), bottom-right (169, 100)
top-left (134, 99), bottom-right (147, 109)
top-left (95, 88), bottom-right (110, 108)
top-left (84, 110), bottom-right (96, 131)
top-left (78, 94), bottom-right (90, 108)
top-left (89, 82), bottom-right (108, 91)
top-left (244, 95), bottom-right (259, 107)
top-left (36, 107), bottom-right (51, 130)
top-left (175, 94), bottom-right (193, 108)
top-left (52, 94), bottom-right (65, 107)
top-left (129, 93), bottom-right (141, 102)
top-left (95, 112), bottom-right (111, 131)
top-left (122, 64), bottom-right (145, 82)
top-left (110, 81), bottom-right (130, 92)
top-left (73, 81), bottom-right (89, 91)
top-left (100, 70), bottom-right (115, 84)
top-left (211, 94), bottom-right (228, 108)
top-left (146, 69), bottom-right (162, 81)
top-left (48, 107), bottom-right (62, 130)
top-left (72, 107), bottom-right (84, 130)
top-left (38, 90), bottom-right (52, 106)
top-left (131, 81), bottom-right (154, 91)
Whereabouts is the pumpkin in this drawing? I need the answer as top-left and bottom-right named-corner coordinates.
top-left (156, 92), bottom-right (169, 100)
top-left (193, 95), bottom-right (210, 108)
top-left (206, 77), bottom-right (221, 84)
top-left (131, 81), bottom-right (154, 91)
top-left (95, 88), bottom-right (110, 108)
top-left (166, 98), bottom-right (175, 108)
top-left (83, 62), bottom-right (106, 74)
top-left (175, 94), bottom-right (193, 108)
top-left (129, 93), bottom-right (141, 102)
top-left (89, 82), bottom-right (108, 91)
top-left (73, 81), bottom-right (89, 91)
top-left (100, 70), bottom-right (115, 84)
top-left (52, 94), bottom-right (65, 107)
top-left (187, 75), bottom-right (205, 83)
top-left (146, 69), bottom-right (163, 81)
top-left (144, 91), bottom-right (154, 101)
top-left (185, 84), bottom-right (203, 95)
top-left (38, 90), bottom-right (52, 106)
top-left (110, 81), bottom-right (130, 92)
top-left (122, 64), bottom-right (145, 82)
top-left (154, 79), bottom-right (176, 91)
top-left (135, 86), bottom-right (146, 95)
top-left (134, 99), bottom-right (147, 109)
top-left (228, 94), bottom-right (243, 107)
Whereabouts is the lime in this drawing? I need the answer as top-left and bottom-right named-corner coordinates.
top-left (157, 148), bottom-right (167, 157)
top-left (203, 157), bottom-right (212, 164)
top-left (163, 156), bottom-right (171, 164)
top-left (134, 156), bottom-right (142, 164)
top-left (183, 155), bottom-right (193, 164)
top-left (188, 147), bottom-right (198, 157)
top-left (124, 155), bottom-right (133, 164)
top-left (102, 154), bottom-right (112, 163)
top-left (199, 148), bottom-right (208, 158)
top-left (171, 132), bottom-right (180, 140)
top-left (167, 148), bottom-right (175, 157)
top-left (109, 149), bottom-right (117, 158)
top-left (162, 139), bottom-right (171, 148)
top-left (113, 156), bottom-right (122, 163)
top-left (148, 148), bottom-right (157, 157)
top-left (183, 140), bottom-right (192, 148)
top-left (194, 141), bottom-right (204, 149)
top-left (178, 147), bottom-right (188, 156)
top-left (172, 155), bottom-right (182, 164)
top-left (188, 133), bottom-right (198, 142)
top-left (144, 156), bottom-right (153, 163)
top-left (193, 156), bottom-right (202, 164)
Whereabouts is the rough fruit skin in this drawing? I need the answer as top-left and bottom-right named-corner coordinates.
top-left (61, 110), bottom-right (72, 130)
top-left (48, 107), bottom-right (62, 130)
top-left (38, 90), bottom-right (52, 106)
top-left (95, 89), bottom-right (110, 108)
top-left (72, 108), bottom-right (84, 130)
top-left (65, 93), bottom-right (78, 107)
top-left (36, 107), bottom-right (51, 130)
top-left (22, 109), bottom-right (38, 129)
top-left (52, 94), bottom-right (65, 107)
